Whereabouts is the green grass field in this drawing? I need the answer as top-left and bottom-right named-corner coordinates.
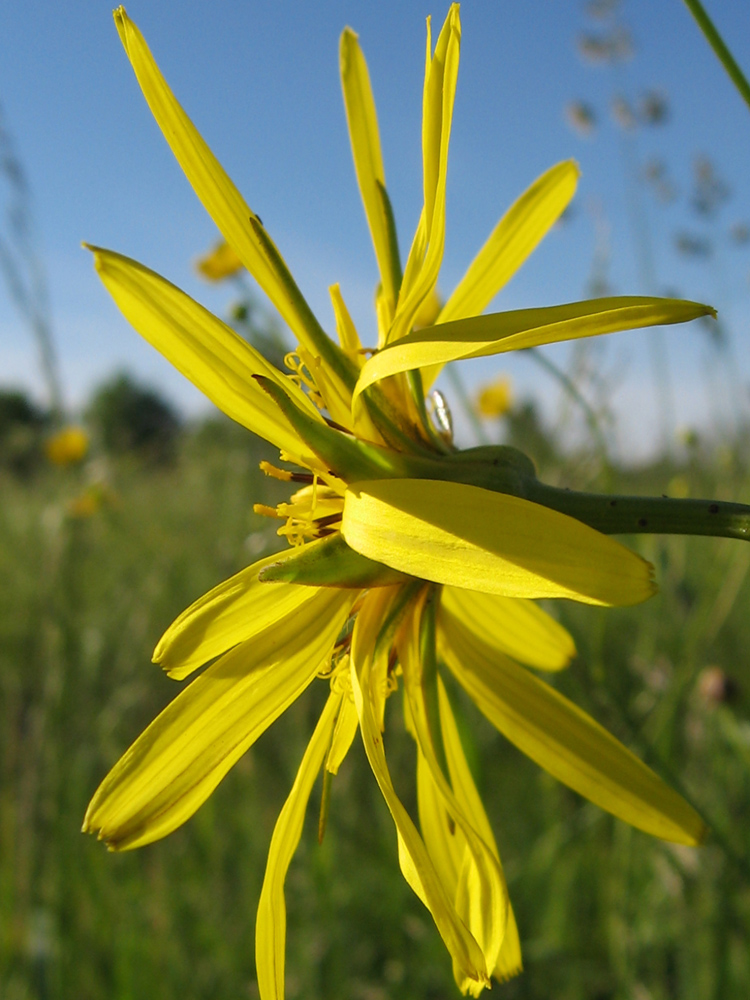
top-left (2, 419), bottom-right (749, 999)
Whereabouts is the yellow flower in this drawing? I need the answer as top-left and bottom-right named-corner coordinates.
top-left (45, 425), bottom-right (89, 466)
top-left (195, 238), bottom-right (244, 281)
top-left (476, 375), bottom-right (513, 419)
top-left (84, 7), bottom-right (711, 997)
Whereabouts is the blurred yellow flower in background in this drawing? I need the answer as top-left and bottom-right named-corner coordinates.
top-left (45, 425), bottom-right (89, 466)
top-left (195, 238), bottom-right (244, 281)
top-left (83, 6), bottom-right (712, 997)
top-left (476, 375), bottom-right (513, 419)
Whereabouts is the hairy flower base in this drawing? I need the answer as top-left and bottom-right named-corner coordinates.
top-left (85, 6), bottom-right (715, 997)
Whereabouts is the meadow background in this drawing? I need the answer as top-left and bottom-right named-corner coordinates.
top-left (2, 1), bottom-right (750, 998)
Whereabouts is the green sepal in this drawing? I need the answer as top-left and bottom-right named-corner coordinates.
top-left (377, 180), bottom-right (403, 303)
top-left (258, 533), bottom-right (410, 588)
top-left (395, 443), bottom-right (538, 498)
top-left (373, 578), bottom-right (425, 664)
top-left (248, 217), bottom-right (360, 393)
top-left (253, 375), bottom-right (412, 481)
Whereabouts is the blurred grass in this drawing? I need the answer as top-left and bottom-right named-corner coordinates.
top-left (1, 418), bottom-right (749, 999)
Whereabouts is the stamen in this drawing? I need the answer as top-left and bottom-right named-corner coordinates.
top-left (284, 351), bottom-right (325, 409)
top-left (259, 460), bottom-right (315, 484)
top-left (259, 460), bottom-right (293, 481)
top-left (253, 503), bottom-right (284, 519)
top-left (316, 512), bottom-right (342, 529)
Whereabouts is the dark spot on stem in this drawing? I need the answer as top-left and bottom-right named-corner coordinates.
top-left (609, 499), bottom-right (618, 507)
top-left (638, 517), bottom-right (648, 528)
top-left (708, 503), bottom-right (719, 514)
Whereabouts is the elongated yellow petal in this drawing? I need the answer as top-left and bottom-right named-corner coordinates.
top-left (113, 8), bottom-right (352, 382)
top-left (154, 550), bottom-right (326, 680)
top-left (342, 479), bottom-right (655, 606)
top-left (400, 601), bottom-right (507, 987)
top-left (340, 30), bottom-right (401, 319)
top-left (439, 161), bottom-right (580, 325)
top-left (326, 681), bottom-right (359, 775)
top-left (389, 6), bottom-right (461, 345)
top-left (83, 589), bottom-right (354, 850)
top-left (416, 748), bottom-right (462, 893)
top-left (256, 691), bottom-right (340, 1000)
top-left (439, 614), bottom-right (707, 845)
top-left (356, 296), bottom-right (716, 398)
top-left (350, 587), bottom-right (488, 988)
top-left (440, 586), bottom-right (575, 671)
top-left (419, 160), bottom-right (579, 391)
top-left (436, 681), bottom-right (523, 985)
top-left (493, 905), bottom-right (523, 984)
top-left (88, 245), bottom-right (322, 468)
top-left (329, 283), bottom-right (364, 366)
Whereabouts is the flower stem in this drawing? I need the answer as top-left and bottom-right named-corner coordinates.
top-left (525, 347), bottom-right (611, 468)
top-left (682, 0), bottom-right (750, 113)
top-left (527, 482), bottom-right (750, 542)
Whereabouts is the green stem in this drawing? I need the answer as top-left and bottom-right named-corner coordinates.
top-left (594, 679), bottom-right (750, 884)
top-left (527, 482), bottom-right (750, 542)
top-left (526, 347), bottom-right (611, 467)
top-left (444, 364), bottom-right (488, 445)
top-left (682, 0), bottom-right (750, 112)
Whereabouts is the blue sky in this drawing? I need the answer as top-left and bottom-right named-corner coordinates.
top-left (1, 1), bottom-right (750, 459)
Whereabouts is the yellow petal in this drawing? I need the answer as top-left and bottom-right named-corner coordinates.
top-left (400, 601), bottom-right (508, 984)
top-left (339, 29), bottom-right (401, 320)
top-left (113, 7), bottom-right (353, 384)
top-left (256, 691), bottom-right (341, 1000)
top-left (342, 479), bottom-right (655, 606)
top-left (388, 6), bottom-right (461, 345)
top-left (440, 586), bottom-right (576, 671)
top-left (326, 681), bottom-right (360, 775)
top-left (439, 161), bottom-right (579, 325)
top-left (435, 681), bottom-right (523, 985)
top-left (154, 550), bottom-right (327, 680)
top-left (329, 283), bottom-right (364, 367)
top-left (493, 904), bottom-right (523, 984)
top-left (83, 589), bottom-right (354, 850)
top-left (350, 587), bottom-right (488, 987)
top-left (416, 748), bottom-right (462, 895)
top-left (88, 245), bottom-right (322, 468)
top-left (439, 614), bottom-right (707, 845)
top-left (356, 296), bottom-right (716, 398)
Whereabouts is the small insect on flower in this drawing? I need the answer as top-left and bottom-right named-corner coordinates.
top-left (84, 6), bottom-right (713, 997)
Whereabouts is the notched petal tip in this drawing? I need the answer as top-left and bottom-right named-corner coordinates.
top-left (340, 25), bottom-right (358, 48)
top-left (113, 6), bottom-right (130, 42)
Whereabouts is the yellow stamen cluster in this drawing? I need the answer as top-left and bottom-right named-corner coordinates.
top-left (256, 482), bottom-right (345, 546)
